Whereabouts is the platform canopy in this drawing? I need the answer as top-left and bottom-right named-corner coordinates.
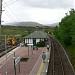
top-left (24, 31), bottom-right (49, 39)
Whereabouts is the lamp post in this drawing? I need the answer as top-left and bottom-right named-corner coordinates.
top-left (13, 52), bottom-right (16, 75)
top-left (5, 35), bottom-right (8, 75)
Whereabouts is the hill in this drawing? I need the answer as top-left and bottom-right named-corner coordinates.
top-left (2, 22), bottom-right (59, 27)
top-left (44, 22), bottom-right (59, 27)
top-left (4, 22), bottom-right (44, 27)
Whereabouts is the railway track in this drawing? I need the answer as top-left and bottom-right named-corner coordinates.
top-left (0, 44), bottom-right (19, 57)
top-left (53, 41), bottom-right (64, 75)
top-left (47, 41), bottom-right (64, 75)
top-left (47, 37), bottom-right (75, 75)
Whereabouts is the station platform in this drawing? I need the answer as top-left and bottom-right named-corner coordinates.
top-left (0, 46), bottom-right (50, 75)
top-left (30, 48), bottom-right (50, 75)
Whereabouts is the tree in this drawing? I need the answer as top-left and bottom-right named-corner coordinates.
top-left (55, 9), bottom-right (75, 46)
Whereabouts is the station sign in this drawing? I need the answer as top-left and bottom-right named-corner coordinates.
top-left (15, 56), bottom-right (20, 66)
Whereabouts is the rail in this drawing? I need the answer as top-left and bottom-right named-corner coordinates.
top-left (47, 36), bottom-right (75, 75)
top-left (0, 44), bottom-right (19, 57)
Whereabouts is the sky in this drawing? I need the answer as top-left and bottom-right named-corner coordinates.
top-left (1, 0), bottom-right (74, 25)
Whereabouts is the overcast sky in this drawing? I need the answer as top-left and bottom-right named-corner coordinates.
top-left (1, 0), bottom-right (74, 25)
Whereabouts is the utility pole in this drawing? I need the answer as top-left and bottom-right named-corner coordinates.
top-left (0, 0), bottom-right (3, 35)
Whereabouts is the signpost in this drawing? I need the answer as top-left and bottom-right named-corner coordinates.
top-left (15, 56), bottom-right (20, 66)
top-left (15, 56), bottom-right (20, 73)
top-left (13, 52), bottom-right (21, 75)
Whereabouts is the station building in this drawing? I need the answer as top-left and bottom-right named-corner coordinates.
top-left (23, 31), bottom-right (49, 46)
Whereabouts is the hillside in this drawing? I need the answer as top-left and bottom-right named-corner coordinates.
top-left (44, 22), bottom-right (59, 27)
top-left (4, 22), bottom-right (43, 27)
top-left (1, 25), bottom-right (54, 36)
top-left (2, 22), bottom-right (59, 27)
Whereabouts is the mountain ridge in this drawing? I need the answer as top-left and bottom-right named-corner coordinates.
top-left (2, 22), bottom-right (59, 27)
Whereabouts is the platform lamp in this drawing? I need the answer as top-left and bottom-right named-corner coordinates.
top-left (5, 35), bottom-right (8, 75)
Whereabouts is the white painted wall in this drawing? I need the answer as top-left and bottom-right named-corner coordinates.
top-left (29, 39), bottom-right (33, 44)
top-left (24, 39), bottom-right (25, 43)
top-left (25, 39), bottom-right (33, 44)
top-left (24, 38), bottom-right (44, 44)
top-left (36, 39), bottom-right (40, 44)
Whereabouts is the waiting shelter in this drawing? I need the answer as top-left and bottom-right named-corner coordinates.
top-left (23, 31), bottom-right (49, 46)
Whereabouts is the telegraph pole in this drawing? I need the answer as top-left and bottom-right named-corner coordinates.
top-left (0, 0), bottom-right (3, 35)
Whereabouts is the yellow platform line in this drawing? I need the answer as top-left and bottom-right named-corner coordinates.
top-left (37, 61), bottom-right (44, 75)
top-left (37, 49), bottom-right (47, 75)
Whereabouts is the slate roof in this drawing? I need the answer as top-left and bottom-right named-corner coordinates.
top-left (24, 31), bottom-right (49, 39)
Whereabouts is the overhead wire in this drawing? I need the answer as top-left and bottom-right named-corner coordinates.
top-left (2, 0), bottom-right (21, 24)
top-left (3, 11), bottom-right (15, 23)
top-left (2, 6), bottom-right (17, 24)
top-left (2, 0), bottom-right (23, 25)
top-left (3, 1), bottom-right (19, 22)
top-left (3, 0), bottom-right (19, 7)
top-left (3, 0), bottom-right (16, 5)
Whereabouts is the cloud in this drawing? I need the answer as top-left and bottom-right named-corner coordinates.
top-left (29, 8), bottom-right (68, 24)
top-left (21, 0), bottom-right (74, 9)
top-left (4, 0), bottom-right (74, 9)
top-left (2, 0), bottom-right (74, 25)
top-left (2, 7), bottom-right (68, 24)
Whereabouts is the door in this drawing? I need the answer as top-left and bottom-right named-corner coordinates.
top-left (33, 39), bottom-right (36, 46)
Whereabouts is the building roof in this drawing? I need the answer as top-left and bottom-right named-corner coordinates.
top-left (24, 31), bottom-right (49, 39)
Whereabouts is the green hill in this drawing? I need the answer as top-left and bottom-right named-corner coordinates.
top-left (4, 22), bottom-right (43, 27)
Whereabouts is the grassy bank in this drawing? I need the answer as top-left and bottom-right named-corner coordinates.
top-left (65, 46), bottom-right (75, 70)
top-left (58, 40), bottom-right (75, 70)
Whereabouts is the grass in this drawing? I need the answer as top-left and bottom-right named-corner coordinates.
top-left (65, 46), bottom-right (75, 70)
top-left (1, 25), bottom-right (53, 35)
top-left (1, 26), bottom-right (35, 35)
top-left (54, 38), bottom-right (75, 70)
top-left (58, 39), bottom-right (75, 70)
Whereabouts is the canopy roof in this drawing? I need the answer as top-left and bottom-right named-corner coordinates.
top-left (24, 31), bottom-right (49, 39)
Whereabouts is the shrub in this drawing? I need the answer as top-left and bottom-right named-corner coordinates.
top-left (36, 41), bottom-right (45, 47)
